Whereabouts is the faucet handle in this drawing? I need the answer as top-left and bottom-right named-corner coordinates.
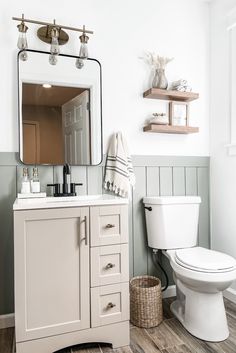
top-left (47, 183), bottom-right (60, 196)
top-left (70, 183), bottom-right (83, 194)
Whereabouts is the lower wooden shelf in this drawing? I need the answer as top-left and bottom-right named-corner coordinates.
top-left (143, 124), bottom-right (199, 134)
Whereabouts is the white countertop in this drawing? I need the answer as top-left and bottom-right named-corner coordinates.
top-left (13, 194), bottom-right (129, 211)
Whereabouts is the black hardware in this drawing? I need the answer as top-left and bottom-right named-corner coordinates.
top-left (70, 183), bottom-right (83, 194)
top-left (63, 163), bottom-right (71, 194)
top-left (144, 206), bottom-right (152, 211)
top-left (47, 165), bottom-right (83, 197)
top-left (47, 183), bottom-right (60, 195)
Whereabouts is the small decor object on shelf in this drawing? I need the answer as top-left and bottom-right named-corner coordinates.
top-left (171, 79), bottom-right (192, 93)
top-left (169, 101), bottom-right (189, 127)
top-left (141, 52), bottom-right (174, 90)
top-left (149, 113), bottom-right (169, 125)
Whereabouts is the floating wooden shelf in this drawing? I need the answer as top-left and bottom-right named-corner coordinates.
top-left (143, 124), bottom-right (199, 134)
top-left (143, 88), bottom-right (199, 102)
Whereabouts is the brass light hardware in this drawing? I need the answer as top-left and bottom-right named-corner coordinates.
top-left (13, 14), bottom-right (94, 65)
top-left (107, 302), bottom-right (116, 309)
top-left (105, 263), bottom-right (115, 269)
top-left (106, 224), bottom-right (115, 229)
top-left (37, 25), bottom-right (69, 46)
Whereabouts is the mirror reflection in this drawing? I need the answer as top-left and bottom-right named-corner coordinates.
top-left (18, 51), bottom-right (102, 166)
top-left (22, 83), bottom-right (91, 165)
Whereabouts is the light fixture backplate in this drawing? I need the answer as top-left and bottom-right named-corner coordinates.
top-left (37, 26), bottom-right (69, 45)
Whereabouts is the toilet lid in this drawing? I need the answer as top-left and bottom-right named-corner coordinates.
top-left (175, 247), bottom-right (236, 273)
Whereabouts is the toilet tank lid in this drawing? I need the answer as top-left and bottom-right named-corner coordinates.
top-left (143, 196), bottom-right (201, 205)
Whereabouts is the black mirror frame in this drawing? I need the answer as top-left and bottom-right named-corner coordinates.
top-left (17, 48), bottom-right (103, 166)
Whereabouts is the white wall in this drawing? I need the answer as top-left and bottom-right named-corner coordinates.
top-left (210, 0), bottom-right (236, 290)
top-left (0, 0), bottom-right (210, 156)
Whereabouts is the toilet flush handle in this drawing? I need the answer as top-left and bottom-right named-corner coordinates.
top-left (144, 206), bottom-right (152, 211)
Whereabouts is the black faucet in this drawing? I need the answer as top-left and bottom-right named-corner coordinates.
top-left (63, 163), bottom-right (71, 194)
top-left (47, 164), bottom-right (83, 197)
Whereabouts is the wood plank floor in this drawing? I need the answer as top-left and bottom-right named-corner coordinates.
top-left (1, 298), bottom-right (236, 353)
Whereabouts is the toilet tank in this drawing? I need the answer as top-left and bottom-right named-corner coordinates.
top-left (143, 196), bottom-right (201, 250)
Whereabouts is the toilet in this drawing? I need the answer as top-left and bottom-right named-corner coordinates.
top-left (143, 196), bottom-right (236, 342)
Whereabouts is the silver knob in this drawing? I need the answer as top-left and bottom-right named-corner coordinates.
top-left (106, 263), bottom-right (115, 269)
top-left (106, 224), bottom-right (115, 229)
top-left (107, 302), bottom-right (116, 309)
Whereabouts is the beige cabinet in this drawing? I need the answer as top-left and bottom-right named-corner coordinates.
top-left (14, 207), bottom-right (90, 341)
top-left (91, 244), bottom-right (129, 287)
top-left (90, 205), bottom-right (128, 246)
top-left (14, 202), bottom-right (129, 353)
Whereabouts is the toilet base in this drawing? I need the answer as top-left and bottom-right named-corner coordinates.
top-left (171, 279), bottom-right (229, 342)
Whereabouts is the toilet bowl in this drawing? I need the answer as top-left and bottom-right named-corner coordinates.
top-left (143, 196), bottom-right (236, 342)
top-left (165, 247), bottom-right (236, 341)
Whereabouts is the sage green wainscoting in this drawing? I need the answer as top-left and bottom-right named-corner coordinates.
top-left (0, 153), bottom-right (210, 316)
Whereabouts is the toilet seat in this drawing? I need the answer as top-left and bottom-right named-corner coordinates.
top-left (175, 247), bottom-right (236, 273)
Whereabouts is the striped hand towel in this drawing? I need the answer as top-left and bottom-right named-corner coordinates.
top-left (104, 132), bottom-right (135, 197)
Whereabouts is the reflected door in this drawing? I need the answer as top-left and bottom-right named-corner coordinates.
top-left (23, 120), bottom-right (40, 164)
top-left (62, 90), bottom-right (90, 165)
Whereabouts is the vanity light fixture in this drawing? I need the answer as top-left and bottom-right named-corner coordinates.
top-left (12, 14), bottom-right (94, 66)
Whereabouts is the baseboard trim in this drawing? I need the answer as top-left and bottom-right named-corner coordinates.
top-left (224, 287), bottom-right (236, 304)
top-left (0, 313), bottom-right (15, 329)
top-left (162, 285), bottom-right (176, 299)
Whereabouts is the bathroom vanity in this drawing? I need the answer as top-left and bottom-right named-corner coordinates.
top-left (13, 195), bottom-right (129, 353)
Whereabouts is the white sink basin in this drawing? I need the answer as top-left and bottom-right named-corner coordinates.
top-left (13, 194), bottom-right (128, 211)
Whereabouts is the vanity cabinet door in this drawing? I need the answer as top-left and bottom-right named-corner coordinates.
top-left (14, 207), bottom-right (90, 342)
top-left (90, 205), bottom-right (128, 246)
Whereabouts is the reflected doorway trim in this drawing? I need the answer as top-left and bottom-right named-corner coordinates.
top-left (23, 120), bottom-right (40, 164)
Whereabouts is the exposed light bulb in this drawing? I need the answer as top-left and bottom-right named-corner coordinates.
top-left (19, 51), bottom-right (28, 61)
top-left (17, 32), bottom-right (28, 50)
top-left (75, 58), bottom-right (84, 69)
top-left (79, 32), bottom-right (89, 60)
top-left (49, 54), bottom-right (58, 66)
top-left (79, 42), bottom-right (88, 60)
top-left (42, 83), bottom-right (52, 88)
top-left (50, 27), bottom-right (60, 55)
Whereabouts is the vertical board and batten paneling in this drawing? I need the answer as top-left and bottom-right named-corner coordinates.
top-left (197, 167), bottom-right (210, 249)
top-left (131, 157), bottom-right (210, 288)
top-left (132, 167), bottom-right (147, 276)
top-left (146, 167), bottom-right (161, 279)
top-left (0, 165), bottom-right (17, 314)
top-left (0, 153), bottom-right (210, 315)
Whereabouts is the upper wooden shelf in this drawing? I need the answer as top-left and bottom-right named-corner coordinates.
top-left (143, 88), bottom-right (199, 102)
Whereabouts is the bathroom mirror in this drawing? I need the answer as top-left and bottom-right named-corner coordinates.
top-left (18, 49), bottom-right (102, 165)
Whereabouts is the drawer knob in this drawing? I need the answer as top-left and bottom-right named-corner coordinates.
top-left (106, 224), bottom-right (115, 229)
top-left (106, 263), bottom-right (115, 269)
top-left (107, 302), bottom-right (116, 309)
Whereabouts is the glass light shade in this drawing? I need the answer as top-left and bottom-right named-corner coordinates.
top-left (79, 43), bottom-right (88, 60)
top-left (50, 28), bottom-right (60, 55)
top-left (19, 50), bottom-right (28, 61)
top-left (49, 54), bottom-right (58, 65)
top-left (17, 32), bottom-right (28, 50)
top-left (75, 58), bottom-right (84, 69)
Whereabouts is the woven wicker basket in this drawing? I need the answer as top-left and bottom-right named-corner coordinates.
top-left (130, 275), bottom-right (163, 328)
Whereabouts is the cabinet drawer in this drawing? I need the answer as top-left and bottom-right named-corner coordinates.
top-left (91, 283), bottom-right (129, 327)
top-left (91, 244), bottom-right (129, 287)
top-left (90, 205), bottom-right (128, 246)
